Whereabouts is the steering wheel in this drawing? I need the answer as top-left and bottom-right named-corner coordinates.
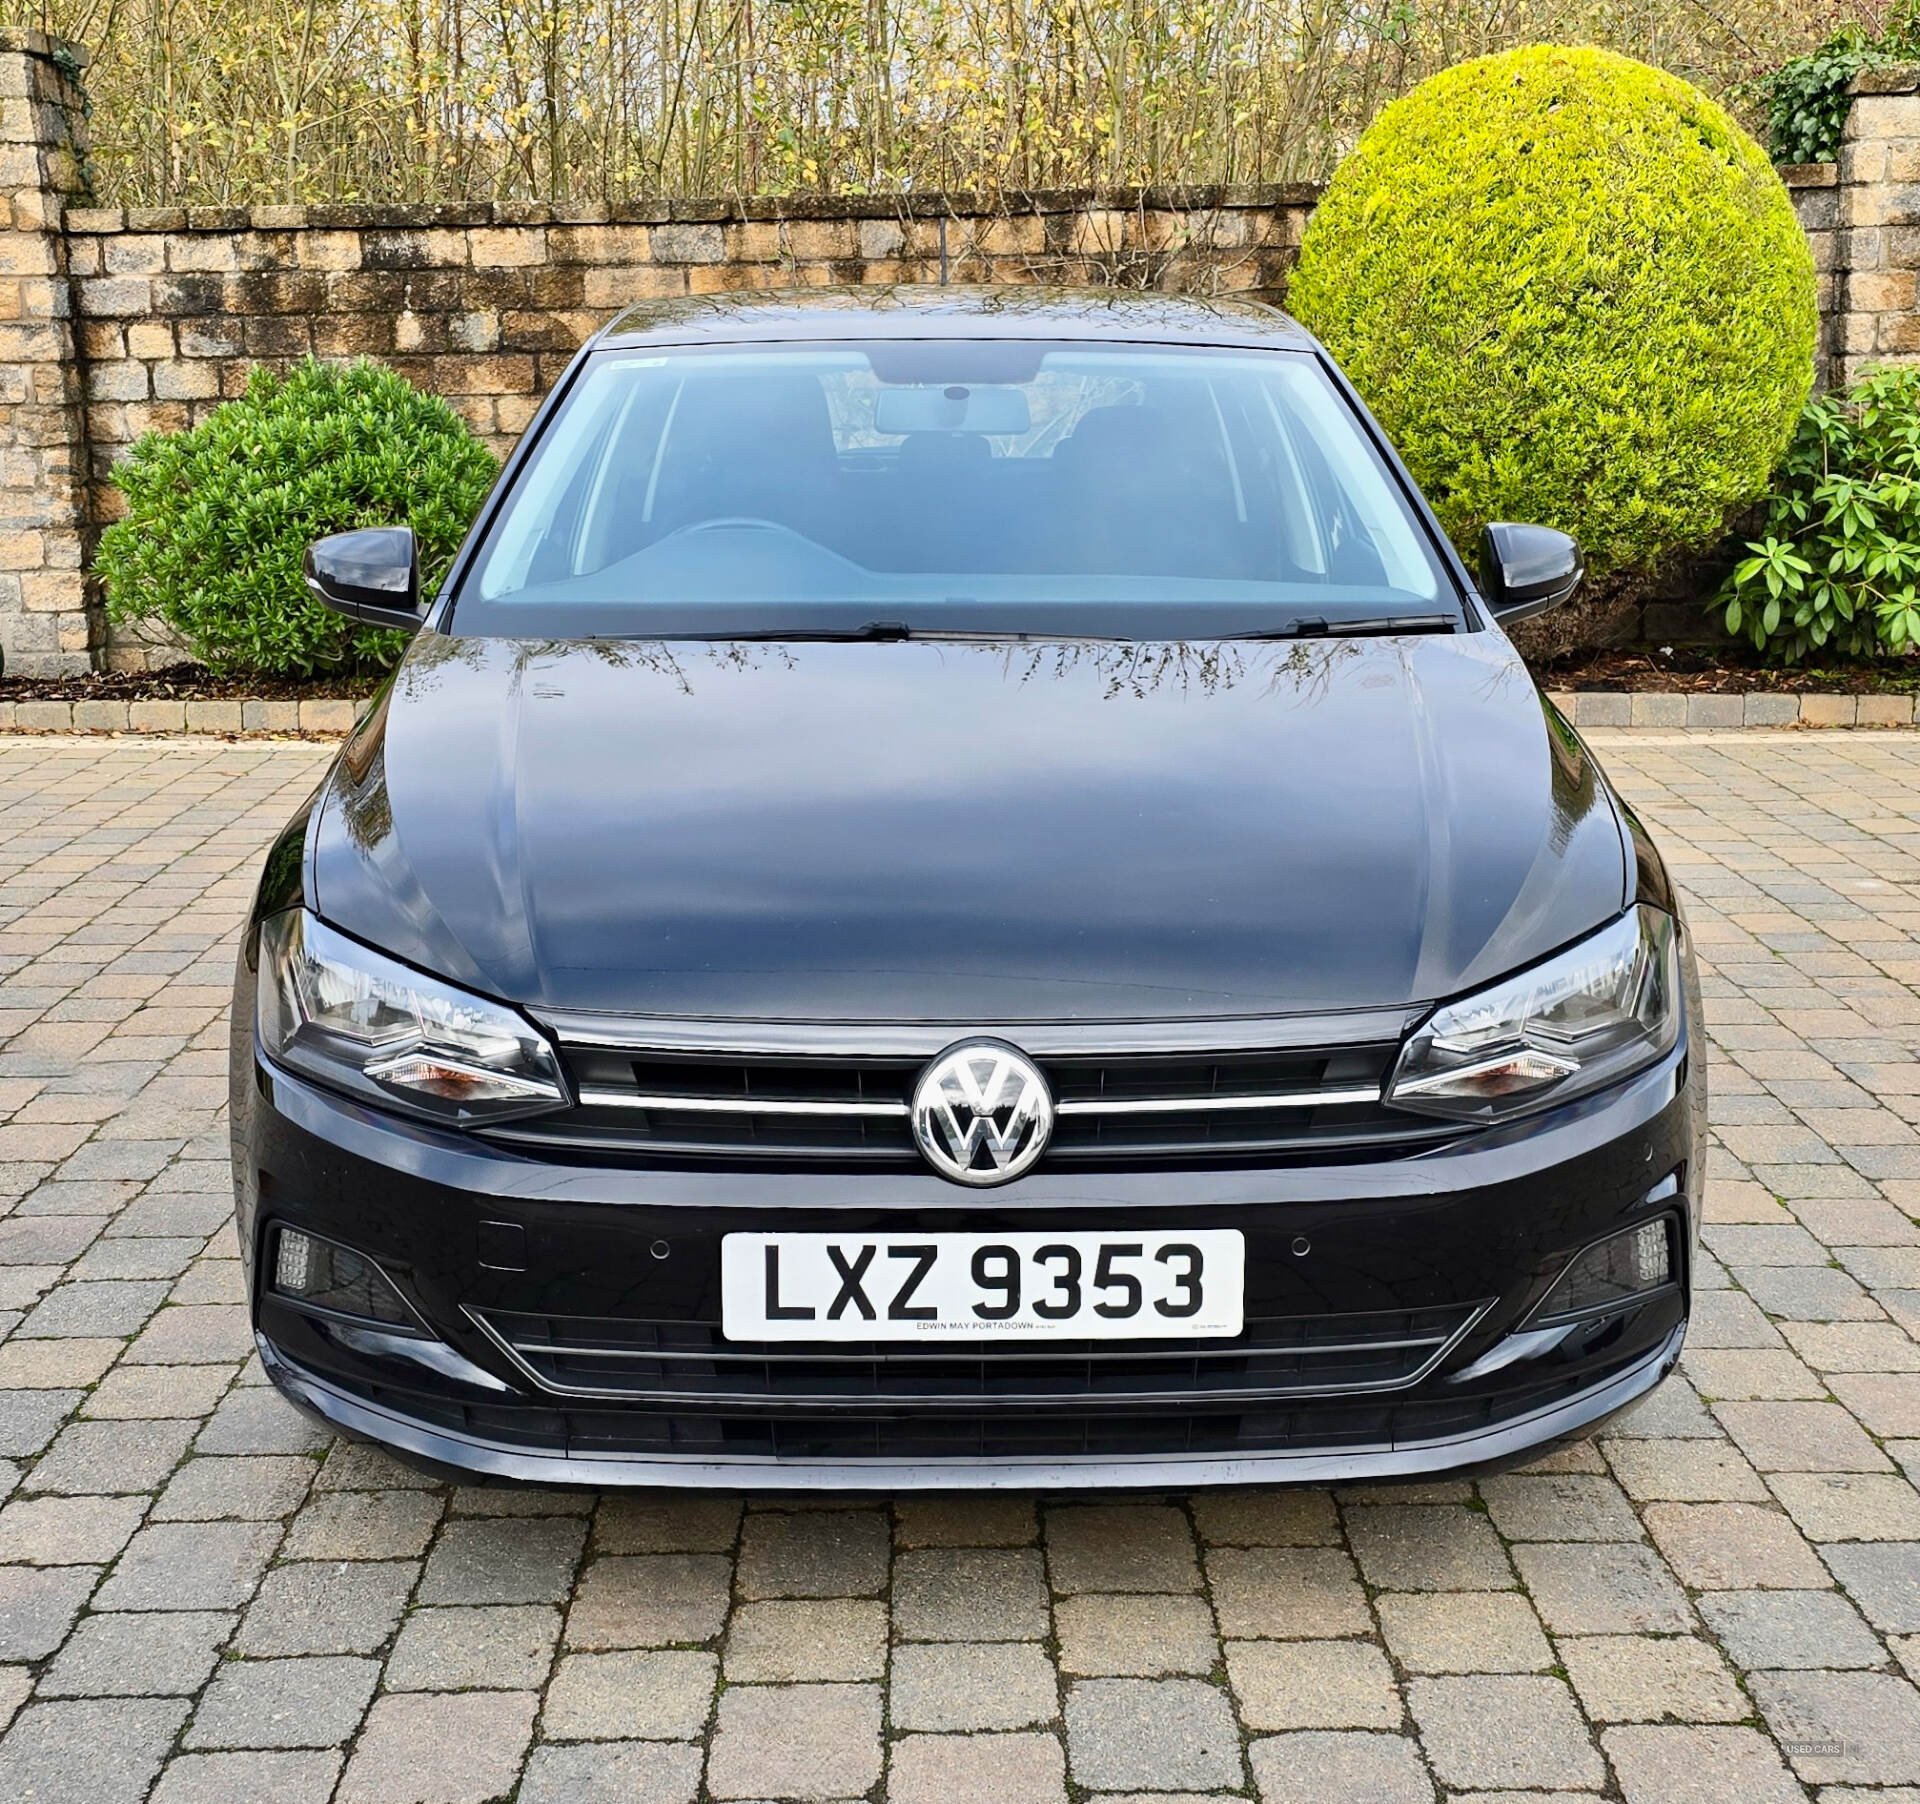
top-left (652, 516), bottom-right (793, 541)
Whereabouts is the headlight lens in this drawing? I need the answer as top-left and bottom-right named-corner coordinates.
top-left (255, 910), bottom-right (569, 1125)
top-left (1386, 904), bottom-right (1680, 1122)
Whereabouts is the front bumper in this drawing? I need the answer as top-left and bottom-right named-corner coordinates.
top-left (234, 1023), bottom-right (1702, 1489)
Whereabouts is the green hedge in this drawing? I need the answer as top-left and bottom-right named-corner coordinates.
top-left (1288, 45), bottom-right (1817, 587)
top-left (98, 357), bottom-right (497, 676)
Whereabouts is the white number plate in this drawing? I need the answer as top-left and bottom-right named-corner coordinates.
top-left (721, 1230), bottom-right (1244, 1342)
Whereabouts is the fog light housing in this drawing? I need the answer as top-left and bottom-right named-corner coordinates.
top-left (1535, 1218), bottom-right (1673, 1323)
top-left (270, 1226), bottom-right (415, 1328)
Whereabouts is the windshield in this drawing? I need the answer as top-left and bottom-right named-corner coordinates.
top-left (450, 340), bottom-right (1457, 640)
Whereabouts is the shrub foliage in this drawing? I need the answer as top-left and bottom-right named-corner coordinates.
top-left (97, 357), bottom-right (496, 676)
top-left (1288, 45), bottom-right (1817, 586)
top-left (1723, 367), bottom-right (1920, 662)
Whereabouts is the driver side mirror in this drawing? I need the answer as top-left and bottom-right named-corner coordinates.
top-left (1480, 523), bottom-right (1584, 623)
top-left (303, 527), bottom-right (424, 632)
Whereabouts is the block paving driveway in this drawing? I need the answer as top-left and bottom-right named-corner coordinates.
top-left (1, 728), bottom-right (1919, 1803)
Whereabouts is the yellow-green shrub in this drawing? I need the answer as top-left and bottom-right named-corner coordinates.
top-left (1289, 45), bottom-right (1817, 582)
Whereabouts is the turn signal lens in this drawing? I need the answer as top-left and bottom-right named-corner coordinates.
top-left (1386, 905), bottom-right (1680, 1122)
top-left (1535, 1219), bottom-right (1673, 1322)
top-left (255, 910), bottom-right (570, 1127)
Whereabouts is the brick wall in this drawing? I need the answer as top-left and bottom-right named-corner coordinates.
top-left (0, 31), bottom-right (1901, 673)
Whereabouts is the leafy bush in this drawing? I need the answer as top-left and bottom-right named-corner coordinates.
top-left (1753, 4), bottom-right (1920, 165)
top-left (1723, 367), bottom-right (1920, 661)
top-left (1288, 45), bottom-right (1817, 591)
top-left (98, 357), bottom-right (497, 676)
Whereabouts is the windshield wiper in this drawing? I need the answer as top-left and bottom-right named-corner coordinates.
top-left (669, 623), bottom-right (1116, 645)
top-left (1226, 614), bottom-right (1458, 640)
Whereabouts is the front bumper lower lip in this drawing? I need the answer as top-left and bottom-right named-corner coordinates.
top-left (258, 1317), bottom-right (1685, 1492)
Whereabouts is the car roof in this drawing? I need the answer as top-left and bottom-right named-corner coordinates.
top-left (595, 284), bottom-right (1318, 352)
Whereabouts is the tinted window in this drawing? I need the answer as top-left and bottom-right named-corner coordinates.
top-left (453, 340), bottom-right (1455, 639)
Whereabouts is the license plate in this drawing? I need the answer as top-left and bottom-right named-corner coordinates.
top-left (721, 1230), bottom-right (1244, 1342)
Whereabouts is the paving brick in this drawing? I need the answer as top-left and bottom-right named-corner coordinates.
top-left (1064, 1678), bottom-right (1243, 1791)
top-left (384, 1604), bottom-right (560, 1690)
top-left (888, 1731), bottom-right (1067, 1804)
top-left (891, 1494), bottom-right (1036, 1548)
top-left (1752, 1668), bottom-right (1920, 1784)
top-left (1699, 1586), bottom-right (1886, 1669)
top-left (1559, 1634), bottom-right (1747, 1722)
top-left (1512, 1541), bottom-right (1694, 1634)
top-left (1772, 1470), bottom-right (1920, 1540)
top-left (25, 1415), bottom-right (196, 1493)
top-left (148, 1750), bottom-right (342, 1804)
top-left (1822, 1541), bottom-right (1920, 1631)
top-left (565, 1552), bottom-right (730, 1647)
top-left (0, 1492), bottom-right (144, 1562)
top-left (736, 1508), bottom-right (888, 1599)
top-left (0, 1698), bottom-right (187, 1804)
top-left (233, 1559), bottom-right (415, 1655)
top-left (721, 1598), bottom-right (886, 1681)
top-left (153, 1455), bottom-right (312, 1521)
top-left (336, 1691), bottom-right (538, 1804)
top-left (40, 1609), bottom-right (232, 1695)
top-left (893, 1546), bottom-right (1049, 1640)
top-left (1226, 1638), bottom-right (1400, 1730)
top-left (1407, 1674), bottom-right (1604, 1790)
top-left (1481, 1472), bottom-right (1643, 1540)
top-left (0, 1563), bottom-right (98, 1658)
top-left (592, 1494), bottom-right (741, 1554)
top-left (185, 1654), bottom-right (378, 1749)
top-left (416, 1515), bottom-right (583, 1606)
top-left (1643, 1500), bottom-right (1830, 1588)
top-left (516, 1741), bottom-right (701, 1804)
top-left (1601, 1723), bottom-right (1807, 1804)
top-left (1346, 1504), bottom-right (1512, 1590)
top-left (94, 1520), bottom-right (280, 1610)
top-left (1247, 1729), bottom-right (1434, 1804)
top-left (1055, 1592), bottom-right (1220, 1676)
top-left (541, 1649), bottom-right (715, 1740)
top-left (1045, 1502), bottom-right (1199, 1592)
top-left (1190, 1489), bottom-right (1340, 1545)
top-left (1205, 1545), bottom-right (1370, 1638)
top-left (280, 1489), bottom-right (441, 1560)
top-left (891, 1640), bottom-right (1060, 1729)
top-left (705, 1683), bottom-right (883, 1801)
top-left (1375, 1589), bottom-right (1553, 1673)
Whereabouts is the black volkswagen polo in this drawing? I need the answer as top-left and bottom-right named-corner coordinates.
top-left (231, 287), bottom-right (1704, 1488)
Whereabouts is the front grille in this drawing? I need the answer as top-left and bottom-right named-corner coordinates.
top-left (479, 1040), bottom-right (1456, 1168)
top-left (467, 1301), bottom-right (1488, 1406)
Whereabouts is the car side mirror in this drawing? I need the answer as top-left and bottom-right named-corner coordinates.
top-left (1480, 523), bottom-right (1584, 623)
top-left (303, 527), bottom-right (424, 632)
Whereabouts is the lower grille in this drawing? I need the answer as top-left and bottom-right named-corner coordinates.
top-left (467, 1301), bottom-right (1488, 1407)
top-left (482, 1040), bottom-right (1455, 1167)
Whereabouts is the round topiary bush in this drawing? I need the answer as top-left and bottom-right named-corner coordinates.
top-left (97, 356), bottom-right (497, 676)
top-left (1288, 45), bottom-right (1817, 604)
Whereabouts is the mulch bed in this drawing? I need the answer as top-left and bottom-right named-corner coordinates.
top-left (1528, 646), bottom-right (1920, 695)
top-left (0, 664), bottom-right (381, 703)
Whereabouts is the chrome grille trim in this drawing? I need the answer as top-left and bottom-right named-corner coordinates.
top-left (572, 1084), bottom-right (1385, 1118)
top-left (577, 1088), bottom-right (910, 1117)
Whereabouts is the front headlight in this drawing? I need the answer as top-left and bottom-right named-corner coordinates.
top-left (1386, 904), bottom-right (1680, 1122)
top-left (255, 910), bottom-right (570, 1126)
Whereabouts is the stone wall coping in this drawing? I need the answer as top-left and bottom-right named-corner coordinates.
top-left (0, 690), bottom-right (1912, 736)
top-left (59, 182), bottom-right (1325, 237)
top-left (0, 29), bottom-right (87, 66)
top-left (1851, 65), bottom-right (1920, 96)
top-left (1780, 162), bottom-right (1839, 189)
top-left (1547, 690), bottom-right (1915, 729)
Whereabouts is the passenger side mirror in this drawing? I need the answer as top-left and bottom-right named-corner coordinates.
top-left (1480, 523), bottom-right (1584, 623)
top-left (303, 527), bottom-right (424, 632)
